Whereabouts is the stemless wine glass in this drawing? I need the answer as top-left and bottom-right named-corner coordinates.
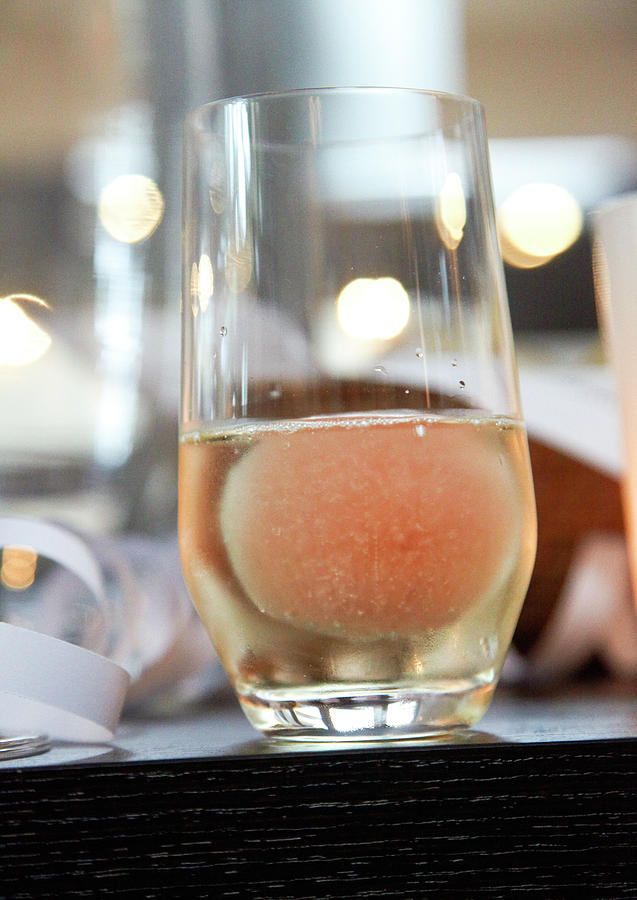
top-left (180, 88), bottom-right (537, 741)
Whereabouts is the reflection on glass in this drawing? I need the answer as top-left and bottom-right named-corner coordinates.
top-left (337, 277), bottom-right (410, 340)
top-left (0, 294), bottom-right (51, 366)
top-left (197, 254), bottom-right (214, 312)
top-left (225, 242), bottom-right (252, 293)
top-left (436, 172), bottom-right (466, 250)
top-left (189, 255), bottom-right (214, 316)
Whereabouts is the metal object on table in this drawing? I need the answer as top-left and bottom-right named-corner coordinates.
top-left (0, 734), bottom-right (50, 761)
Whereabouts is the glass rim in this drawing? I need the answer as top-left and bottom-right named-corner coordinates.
top-left (186, 85), bottom-right (484, 123)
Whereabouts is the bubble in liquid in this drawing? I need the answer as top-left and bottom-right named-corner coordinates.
top-left (219, 325), bottom-right (228, 336)
top-left (269, 388), bottom-right (282, 400)
top-left (416, 348), bottom-right (424, 359)
top-left (451, 358), bottom-right (458, 367)
top-left (459, 380), bottom-right (466, 388)
top-left (373, 365), bottom-right (387, 376)
top-left (404, 389), bottom-right (410, 395)
top-left (414, 424), bottom-right (426, 437)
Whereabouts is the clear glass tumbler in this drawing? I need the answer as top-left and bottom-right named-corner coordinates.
top-left (180, 88), bottom-right (537, 741)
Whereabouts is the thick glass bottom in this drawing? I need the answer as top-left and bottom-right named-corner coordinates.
top-left (238, 675), bottom-right (497, 742)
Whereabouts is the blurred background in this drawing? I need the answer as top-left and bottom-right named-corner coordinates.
top-left (1, 0), bottom-right (636, 542)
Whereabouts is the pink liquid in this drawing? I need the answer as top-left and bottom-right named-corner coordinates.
top-left (179, 413), bottom-right (536, 709)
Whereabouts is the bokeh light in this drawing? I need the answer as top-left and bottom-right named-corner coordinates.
top-left (337, 277), bottom-right (410, 341)
top-left (498, 183), bottom-right (583, 269)
top-left (0, 294), bottom-right (52, 366)
top-left (98, 174), bottom-right (164, 243)
top-left (1, 545), bottom-right (37, 591)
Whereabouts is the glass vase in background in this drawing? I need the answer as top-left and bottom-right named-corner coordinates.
top-left (180, 88), bottom-right (537, 741)
top-left (0, 4), bottom-right (213, 716)
top-left (594, 192), bottom-right (637, 611)
top-left (0, 3), bottom-right (177, 537)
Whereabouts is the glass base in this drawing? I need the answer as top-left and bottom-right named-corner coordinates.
top-left (238, 677), bottom-right (496, 742)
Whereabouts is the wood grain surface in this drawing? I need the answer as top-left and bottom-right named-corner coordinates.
top-left (2, 736), bottom-right (635, 899)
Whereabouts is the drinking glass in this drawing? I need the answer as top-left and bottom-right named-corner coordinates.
top-left (180, 88), bottom-right (537, 741)
top-left (594, 192), bottom-right (637, 609)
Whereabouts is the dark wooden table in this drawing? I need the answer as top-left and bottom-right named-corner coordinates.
top-left (2, 682), bottom-right (635, 899)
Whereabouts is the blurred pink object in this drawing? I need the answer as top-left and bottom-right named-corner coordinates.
top-left (505, 532), bottom-right (637, 685)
